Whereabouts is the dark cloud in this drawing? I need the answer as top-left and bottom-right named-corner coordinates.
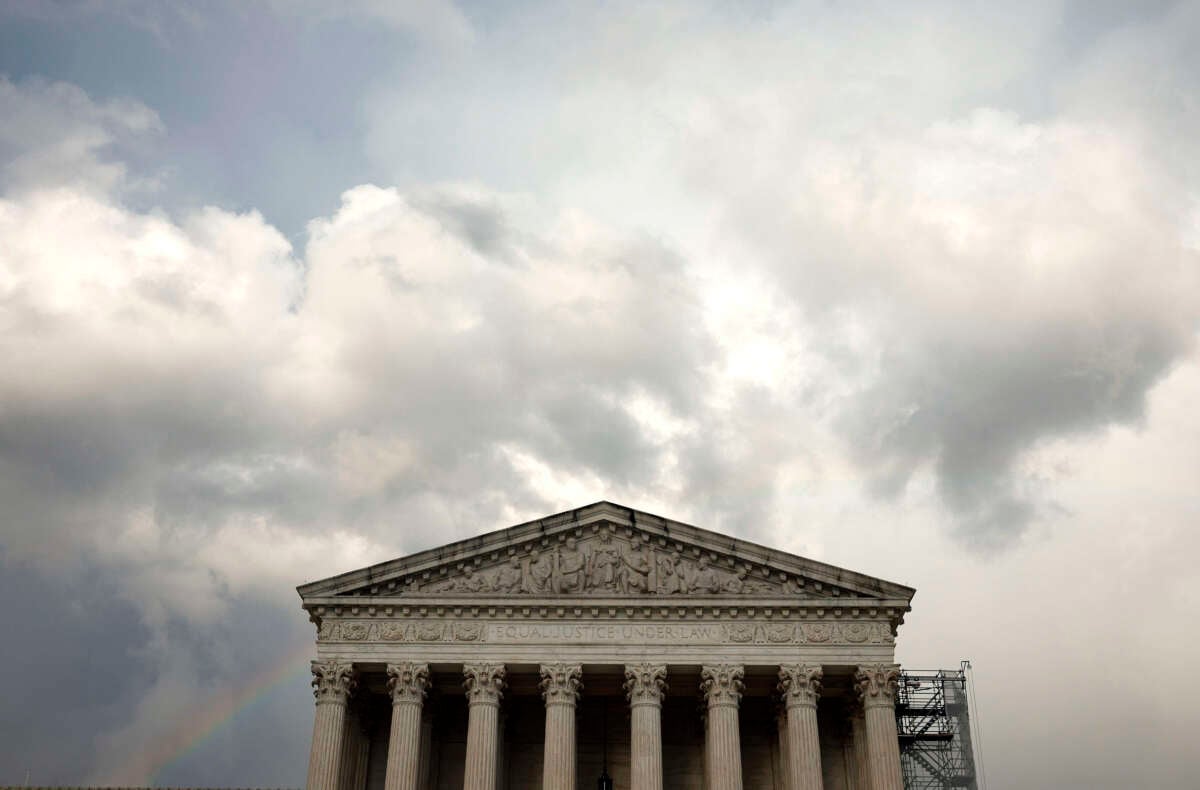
top-left (0, 561), bottom-right (151, 783)
top-left (1, 2), bottom-right (1199, 787)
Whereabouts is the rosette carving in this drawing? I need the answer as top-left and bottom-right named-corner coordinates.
top-left (311, 660), bottom-right (356, 704)
top-left (463, 662), bottom-right (507, 706)
top-left (387, 662), bottom-right (431, 705)
top-left (539, 663), bottom-right (583, 706)
top-left (777, 663), bottom-right (823, 708)
top-left (624, 663), bottom-right (668, 706)
top-left (700, 663), bottom-right (745, 708)
top-left (854, 663), bottom-right (900, 709)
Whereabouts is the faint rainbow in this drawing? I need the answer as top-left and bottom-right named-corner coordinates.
top-left (145, 640), bottom-right (314, 784)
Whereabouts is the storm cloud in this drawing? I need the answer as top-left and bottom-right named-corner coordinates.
top-left (0, 2), bottom-right (1198, 787)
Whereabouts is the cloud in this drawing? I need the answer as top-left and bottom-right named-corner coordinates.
top-left (274, 0), bottom-right (474, 46)
top-left (360, 0), bottom-right (1200, 543)
top-left (3, 5), bottom-right (1200, 785)
top-left (0, 76), bottom-right (163, 194)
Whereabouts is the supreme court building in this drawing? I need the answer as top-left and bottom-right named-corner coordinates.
top-left (297, 502), bottom-right (915, 790)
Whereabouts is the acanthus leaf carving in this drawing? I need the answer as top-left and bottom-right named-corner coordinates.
top-left (463, 662), bottom-right (506, 705)
top-left (539, 663), bottom-right (583, 705)
top-left (854, 663), bottom-right (900, 708)
top-left (778, 664), bottom-right (823, 708)
top-left (311, 660), bottom-right (356, 704)
top-left (387, 662), bottom-right (430, 704)
top-left (700, 663), bottom-right (745, 708)
top-left (624, 663), bottom-right (668, 706)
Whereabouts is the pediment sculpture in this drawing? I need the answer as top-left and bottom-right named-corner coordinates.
top-left (392, 530), bottom-right (814, 597)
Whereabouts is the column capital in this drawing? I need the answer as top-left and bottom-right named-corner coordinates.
top-left (700, 663), bottom-right (744, 709)
top-left (778, 663), bottom-right (823, 709)
top-left (540, 663), bottom-right (583, 706)
top-left (463, 662), bottom-right (507, 706)
top-left (854, 663), bottom-right (901, 709)
top-left (387, 662), bottom-right (431, 706)
top-left (624, 663), bottom-right (668, 707)
top-left (311, 660), bottom-right (356, 705)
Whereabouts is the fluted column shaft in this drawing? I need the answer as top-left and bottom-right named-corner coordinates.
top-left (849, 708), bottom-right (869, 790)
top-left (384, 663), bottom-right (431, 790)
top-left (701, 664), bottom-right (745, 790)
top-left (463, 663), bottom-right (507, 790)
top-left (339, 712), bottom-right (370, 790)
top-left (418, 708), bottom-right (434, 790)
top-left (855, 664), bottom-right (904, 790)
top-left (625, 664), bottom-right (667, 790)
top-left (776, 709), bottom-right (793, 790)
top-left (540, 664), bottom-right (583, 790)
top-left (778, 665), bottom-right (824, 790)
top-left (307, 661), bottom-right (357, 790)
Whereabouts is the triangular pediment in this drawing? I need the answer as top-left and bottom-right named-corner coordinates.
top-left (297, 502), bottom-right (914, 604)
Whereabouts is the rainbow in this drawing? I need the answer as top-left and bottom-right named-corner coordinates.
top-left (143, 640), bottom-right (314, 784)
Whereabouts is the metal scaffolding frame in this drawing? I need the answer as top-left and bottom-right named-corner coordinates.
top-left (895, 662), bottom-right (979, 790)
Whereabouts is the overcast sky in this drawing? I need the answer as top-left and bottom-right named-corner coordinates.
top-left (0, 0), bottom-right (1198, 787)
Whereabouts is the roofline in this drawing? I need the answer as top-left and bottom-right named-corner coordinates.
top-left (296, 501), bottom-right (917, 602)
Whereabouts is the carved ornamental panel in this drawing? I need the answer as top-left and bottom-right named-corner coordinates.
top-left (338, 525), bottom-right (860, 599)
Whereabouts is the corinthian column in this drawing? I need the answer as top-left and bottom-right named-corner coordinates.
top-left (624, 663), bottom-right (667, 790)
top-left (463, 663), bottom-right (507, 790)
top-left (854, 664), bottom-right (903, 790)
top-left (778, 665), bottom-right (824, 790)
top-left (384, 662), bottom-right (431, 790)
top-left (701, 664), bottom-right (744, 790)
top-left (307, 660), bottom-right (357, 790)
top-left (540, 663), bottom-right (583, 790)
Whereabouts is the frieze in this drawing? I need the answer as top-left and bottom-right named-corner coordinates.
top-left (317, 618), bottom-right (893, 646)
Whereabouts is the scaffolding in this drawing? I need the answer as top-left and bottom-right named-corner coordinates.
top-left (895, 662), bottom-right (979, 790)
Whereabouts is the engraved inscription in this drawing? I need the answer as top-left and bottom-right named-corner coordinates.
top-left (316, 618), bottom-right (894, 646)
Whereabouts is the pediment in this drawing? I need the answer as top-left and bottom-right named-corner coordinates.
top-left (297, 502), bottom-right (914, 604)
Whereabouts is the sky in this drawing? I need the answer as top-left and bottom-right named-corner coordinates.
top-left (0, 0), bottom-right (1198, 787)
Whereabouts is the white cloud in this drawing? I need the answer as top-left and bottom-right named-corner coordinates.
top-left (0, 77), bottom-right (162, 194)
top-left (4, 5), bottom-right (1200, 785)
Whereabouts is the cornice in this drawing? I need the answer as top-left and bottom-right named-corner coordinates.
top-left (303, 597), bottom-right (911, 630)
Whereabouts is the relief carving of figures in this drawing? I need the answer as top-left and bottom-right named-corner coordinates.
top-left (587, 531), bottom-right (620, 590)
top-left (617, 535), bottom-right (651, 593)
top-left (401, 531), bottom-right (823, 597)
top-left (524, 549), bottom-right (553, 594)
top-left (428, 567), bottom-right (485, 593)
top-left (689, 557), bottom-right (722, 594)
top-left (656, 551), bottom-right (683, 594)
top-left (460, 567), bottom-right (486, 593)
top-left (554, 537), bottom-right (588, 593)
top-left (492, 555), bottom-right (523, 593)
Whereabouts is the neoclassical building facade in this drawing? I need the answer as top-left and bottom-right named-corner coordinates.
top-left (297, 502), bottom-right (915, 790)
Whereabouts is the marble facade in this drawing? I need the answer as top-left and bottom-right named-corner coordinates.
top-left (298, 502), bottom-right (915, 790)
